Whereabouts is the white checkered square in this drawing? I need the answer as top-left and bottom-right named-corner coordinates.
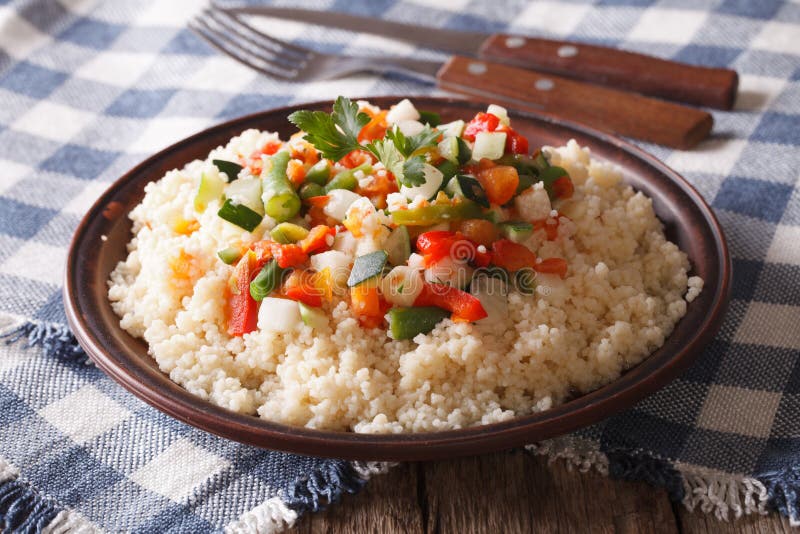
top-left (12, 101), bottom-right (95, 142)
top-left (628, 8), bottom-right (707, 44)
top-left (57, 0), bottom-right (95, 15)
top-left (0, 159), bottom-right (33, 194)
top-left (735, 302), bottom-right (800, 350)
top-left (517, 1), bottom-right (592, 35)
top-left (0, 241), bottom-right (66, 285)
top-left (767, 225), bottom-right (800, 266)
top-left (75, 51), bottom-right (156, 87)
top-left (128, 116), bottom-right (210, 153)
top-left (751, 21), bottom-right (800, 55)
top-left (185, 57), bottom-right (257, 93)
top-left (666, 139), bottom-right (747, 177)
top-left (135, 0), bottom-right (204, 27)
top-left (63, 180), bottom-right (111, 216)
top-left (735, 75), bottom-right (788, 112)
top-left (0, 6), bottom-right (51, 59)
top-left (39, 385), bottom-right (132, 444)
top-left (697, 385), bottom-right (782, 438)
top-left (130, 438), bottom-right (230, 503)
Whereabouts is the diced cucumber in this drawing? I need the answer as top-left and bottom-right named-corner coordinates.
top-left (437, 137), bottom-right (459, 164)
top-left (487, 104), bottom-right (510, 126)
top-left (225, 178), bottom-right (264, 215)
top-left (384, 225), bottom-right (411, 266)
top-left (470, 275), bottom-right (508, 326)
top-left (257, 297), bottom-right (301, 332)
top-left (400, 163), bottom-right (443, 201)
top-left (472, 131), bottom-right (507, 161)
top-left (270, 222), bottom-right (309, 244)
top-left (435, 160), bottom-right (459, 183)
top-left (304, 160), bottom-right (331, 185)
top-left (499, 221), bottom-right (533, 243)
top-left (385, 306), bottom-right (450, 340)
top-left (445, 175), bottom-right (489, 208)
top-left (217, 246), bottom-right (242, 265)
top-left (438, 119), bottom-right (465, 138)
top-left (194, 172), bottom-right (224, 213)
top-left (298, 302), bottom-right (327, 330)
top-left (217, 200), bottom-right (263, 232)
top-left (299, 182), bottom-right (326, 199)
top-left (212, 159), bottom-right (243, 181)
top-left (250, 260), bottom-right (283, 301)
top-left (418, 110), bottom-right (441, 127)
top-left (347, 250), bottom-right (388, 287)
top-left (456, 137), bottom-right (472, 165)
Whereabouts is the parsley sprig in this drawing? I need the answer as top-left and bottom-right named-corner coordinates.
top-left (287, 96), bottom-right (369, 162)
top-left (288, 96), bottom-right (442, 188)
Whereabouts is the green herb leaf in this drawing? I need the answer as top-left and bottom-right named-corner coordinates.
top-left (401, 156), bottom-right (427, 187)
top-left (287, 96), bottom-right (369, 161)
top-left (385, 125), bottom-right (440, 157)
top-left (366, 139), bottom-right (427, 187)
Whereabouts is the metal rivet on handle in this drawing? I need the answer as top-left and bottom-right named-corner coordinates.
top-left (505, 36), bottom-right (525, 48)
top-left (557, 45), bottom-right (578, 58)
top-left (467, 61), bottom-right (487, 75)
top-left (535, 78), bottom-right (554, 91)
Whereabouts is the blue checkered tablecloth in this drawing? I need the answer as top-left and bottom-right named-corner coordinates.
top-left (1, 0), bottom-right (799, 531)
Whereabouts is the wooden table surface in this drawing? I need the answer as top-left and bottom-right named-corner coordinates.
top-left (291, 451), bottom-right (794, 533)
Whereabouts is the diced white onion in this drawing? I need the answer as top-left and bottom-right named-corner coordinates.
top-left (400, 164), bottom-right (443, 201)
top-left (386, 98), bottom-right (420, 124)
top-left (323, 189), bottom-right (361, 221)
top-left (258, 297), bottom-right (302, 332)
top-left (380, 266), bottom-right (424, 307)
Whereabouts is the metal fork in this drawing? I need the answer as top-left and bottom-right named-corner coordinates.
top-left (189, 7), bottom-right (442, 83)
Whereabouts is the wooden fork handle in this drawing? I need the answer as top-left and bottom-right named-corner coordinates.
top-left (479, 34), bottom-right (738, 110)
top-left (436, 56), bottom-right (713, 149)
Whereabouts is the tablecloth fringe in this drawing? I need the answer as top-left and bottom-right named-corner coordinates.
top-left (225, 460), bottom-right (376, 533)
top-left (0, 456), bottom-right (97, 534)
top-left (1, 318), bottom-right (88, 363)
top-left (526, 438), bottom-right (796, 525)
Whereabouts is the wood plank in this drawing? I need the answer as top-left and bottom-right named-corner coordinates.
top-left (292, 462), bottom-right (422, 534)
top-left (678, 506), bottom-right (796, 534)
top-left (422, 450), bottom-right (678, 534)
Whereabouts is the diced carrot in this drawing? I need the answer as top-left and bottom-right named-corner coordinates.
top-left (350, 283), bottom-right (383, 327)
top-left (339, 149), bottom-right (375, 169)
top-left (299, 225), bottom-right (335, 254)
top-left (286, 159), bottom-right (306, 186)
top-left (477, 164), bottom-right (519, 206)
top-left (358, 110), bottom-right (388, 143)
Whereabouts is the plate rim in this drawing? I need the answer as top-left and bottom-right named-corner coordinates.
top-left (63, 95), bottom-right (731, 461)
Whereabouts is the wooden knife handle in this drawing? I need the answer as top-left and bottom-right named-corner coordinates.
top-left (479, 34), bottom-right (738, 110)
top-left (436, 56), bottom-right (712, 149)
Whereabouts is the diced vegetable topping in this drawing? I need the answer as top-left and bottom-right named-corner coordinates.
top-left (212, 159), bottom-right (243, 181)
top-left (386, 306), bottom-right (449, 339)
top-left (348, 250), bottom-right (388, 287)
top-left (217, 199), bottom-right (263, 232)
top-left (209, 97), bottom-right (573, 342)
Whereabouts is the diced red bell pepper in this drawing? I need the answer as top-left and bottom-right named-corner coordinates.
top-left (227, 255), bottom-right (258, 336)
top-left (416, 231), bottom-right (483, 267)
top-left (462, 112), bottom-right (501, 141)
top-left (535, 257), bottom-right (568, 279)
top-left (413, 282), bottom-right (488, 323)
top-left (490, 239), bottom-right (537, 272)
top-left (283, 270), bottom-right (323, 307)
top-left (552, 176), bottom-right (574, 199)
top-left (299, 225), bottom-right (335, 254)
top-left (270, 243), bottom-right (308, 269)
top-left (505, 128), bottom-right (529, 155)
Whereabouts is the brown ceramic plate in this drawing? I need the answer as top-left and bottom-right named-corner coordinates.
top-left (64, 96), bottom-right (730, 461)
